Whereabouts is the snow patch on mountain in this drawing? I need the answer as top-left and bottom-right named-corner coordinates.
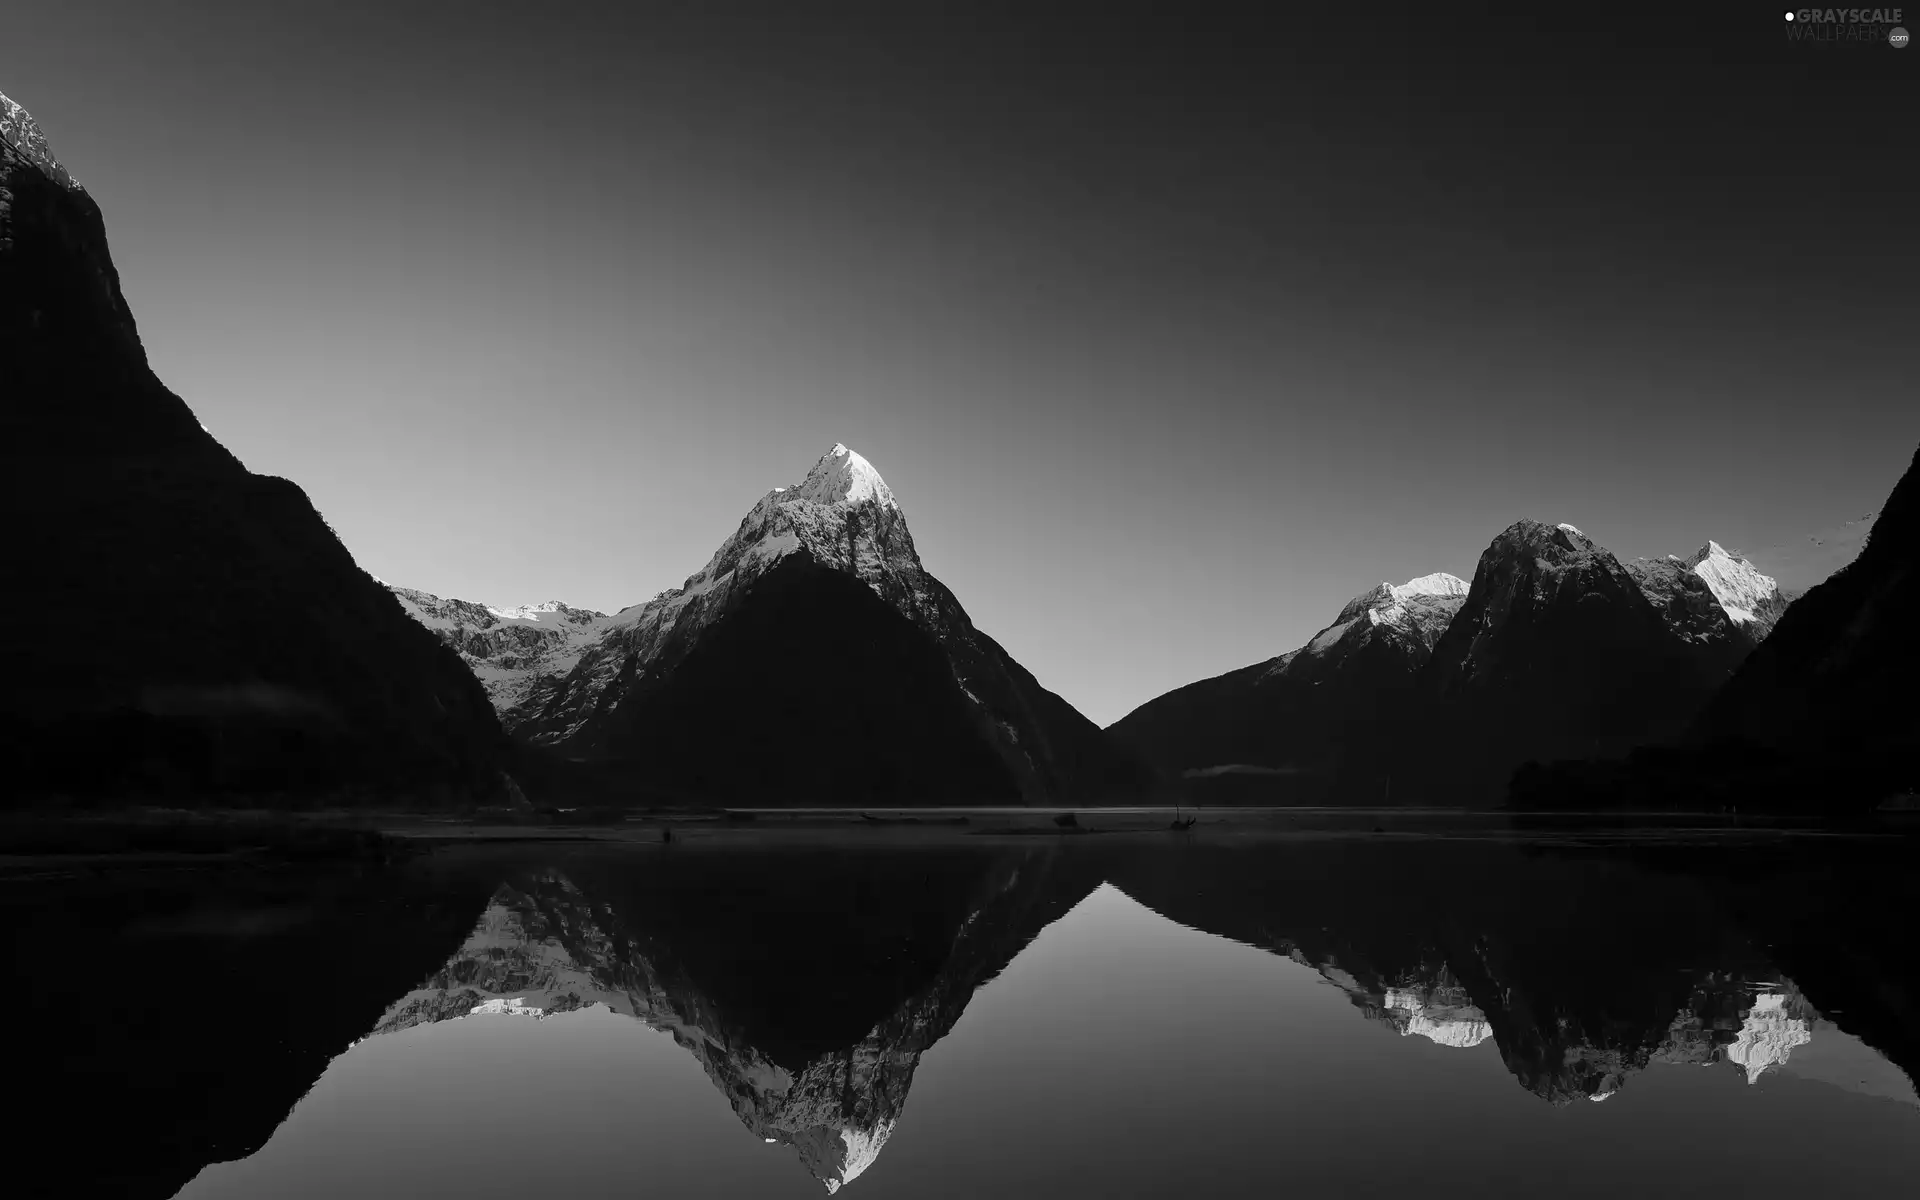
top-left (385, 584), bottom-right (612, 715)
top-left (1303, 571), bottom-right (1471, 661)
top-left (1684, 541), bottom-right (1779, 626)
top-left (1393, 572), bottom-right (1470, 601)
top-left (0, 90), bottom-right (80, 191)
top-left (1727, 992), bottom-right (1812, 1083)
top-left (607, 443), bottom-right (913, 632)
top-left (824, 1122), bottom-right (896, 1194)
top-left (1382, 986), bottom-right (1493, 1048)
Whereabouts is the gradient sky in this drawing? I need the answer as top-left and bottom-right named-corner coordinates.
top-left (5, 3), bottom-right (1913, 725)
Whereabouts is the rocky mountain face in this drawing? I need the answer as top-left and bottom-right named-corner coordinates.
top-left (1105, 571), bottom-right (1469, 799)
top-left (0, 88), bottom-right (510, 803)
top-left (1625, 541), bottom-right (1788, 658)
top-left (384, 586), bottom-right (613, 722)
top-left (401, 445), bottom-right (1145, 804)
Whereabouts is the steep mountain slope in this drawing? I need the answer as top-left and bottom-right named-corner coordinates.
top-left (1693, 442), bottom-right (1920, 774)
top-left (1417, 521), bottom-right (1738, 788)
top-left (1, 88), bottom-right (509, 803)
top-left (1105, 572), bottom-right (1469, 798)
top-left (493, 444), bottom-right (1143, 803)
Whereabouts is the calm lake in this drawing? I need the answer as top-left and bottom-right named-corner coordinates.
top-left (12, 823), bottom-right (1920, 1198)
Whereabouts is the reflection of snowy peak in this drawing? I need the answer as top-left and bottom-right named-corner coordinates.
top-left (1727, 992), bottom-right (1813, 1083)
top-left (365, 875), bottom-right (904, 1191)
top-left (1308, 960), bottom-right (1492, 1050)
top-left (384, 586), bottom-right (612, 720)
top-left (1381, 984), bottom-right (1493, 1049)
top-left (362, 858), bottom-right (1082, 1193)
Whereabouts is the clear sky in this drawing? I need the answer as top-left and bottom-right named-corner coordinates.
top-left (5, 3), bottom-right (1913, 725)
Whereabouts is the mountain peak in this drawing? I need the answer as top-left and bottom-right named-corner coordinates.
top-left (789, 443), bottom-right (897, 510)
top-left (0, 89), bottom-right (79, 190)
top-left (1492, 518), bottom-right (1598, 556)
top-left (1683, 540), bottom-right (1781, 626)
top-left (1391, 571), bottom-right (1469, 601)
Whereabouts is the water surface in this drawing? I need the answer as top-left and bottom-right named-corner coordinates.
top-left (11, 828), bottom-right (1919, 1198)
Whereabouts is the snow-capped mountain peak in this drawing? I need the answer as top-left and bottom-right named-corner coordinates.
top-left (606, 443), bottom-right (920, 633)
top-left (1332, 571), bottom-right (1470, 630)
top-left (1292, 570), bottom-right (1472, 666)
top-left (0, 90), bottom-right (80, 190)
top-left (1389, 572), bottom-right (1470, 603)
top-left (1683, 540), bottom-right (1780, 626)
top-left (789, 443), bottom-right (899, 511)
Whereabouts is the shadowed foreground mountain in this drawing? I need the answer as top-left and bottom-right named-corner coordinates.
top-left (17, 834), bottom-right (1920, 1199)
top-left (1513, 443), bottom-right (1919, 811)
top-left (1, 90), bottom-right (510, 805)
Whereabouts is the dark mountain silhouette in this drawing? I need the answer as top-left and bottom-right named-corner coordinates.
top-left (1105, 573), bottom-right (1468, 803)
top-left (1512, 444), bottom-right (1918, 811)
top-left (5, 857), bottom-right (500, 1200)
top-left (580, 556), bottom-right (1026, 804)
top-left (1415, 520), bottom-right (1738, 795)
top-left (1694, 444), bottom-right (1919, 781)
top-left (1110, 520), bottom-right (1771, 804)
top-left (1, 89), bottom-right (510, 804)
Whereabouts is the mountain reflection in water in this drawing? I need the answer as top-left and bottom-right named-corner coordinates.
top-left (12, 830), bottom-right (1920, 1199)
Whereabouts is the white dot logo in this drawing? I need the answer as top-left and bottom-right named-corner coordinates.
top-left (1892, 26), bottom-right (1910, 47)
top-left (1784, 10), bottom-right (1795, 18)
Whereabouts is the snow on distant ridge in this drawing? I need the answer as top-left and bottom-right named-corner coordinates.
top-left (1390, 572), bottom-right (1469, 601)
top-left (1303, 571), bottom-right (1471, 660)
top-left (0, 89), bottom-right (80, 190)
top-left (1685, 540), bottom-right (1779, 626)
top-left (385, 583), bottom-right (613, 714)
top-left (1557, 523), bottom-right (1584, 536)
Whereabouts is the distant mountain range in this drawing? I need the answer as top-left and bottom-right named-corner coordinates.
top-left (390, 445), bottom-right (1147, 804)
top-left (1108, 519), bottom-right (1794, 802)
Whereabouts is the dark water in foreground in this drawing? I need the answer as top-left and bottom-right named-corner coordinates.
top-left (10, 827), bottom-right (1920, 1198)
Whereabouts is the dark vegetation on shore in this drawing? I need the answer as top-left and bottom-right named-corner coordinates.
top-left (0, 811), bottom-right (417, 862)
